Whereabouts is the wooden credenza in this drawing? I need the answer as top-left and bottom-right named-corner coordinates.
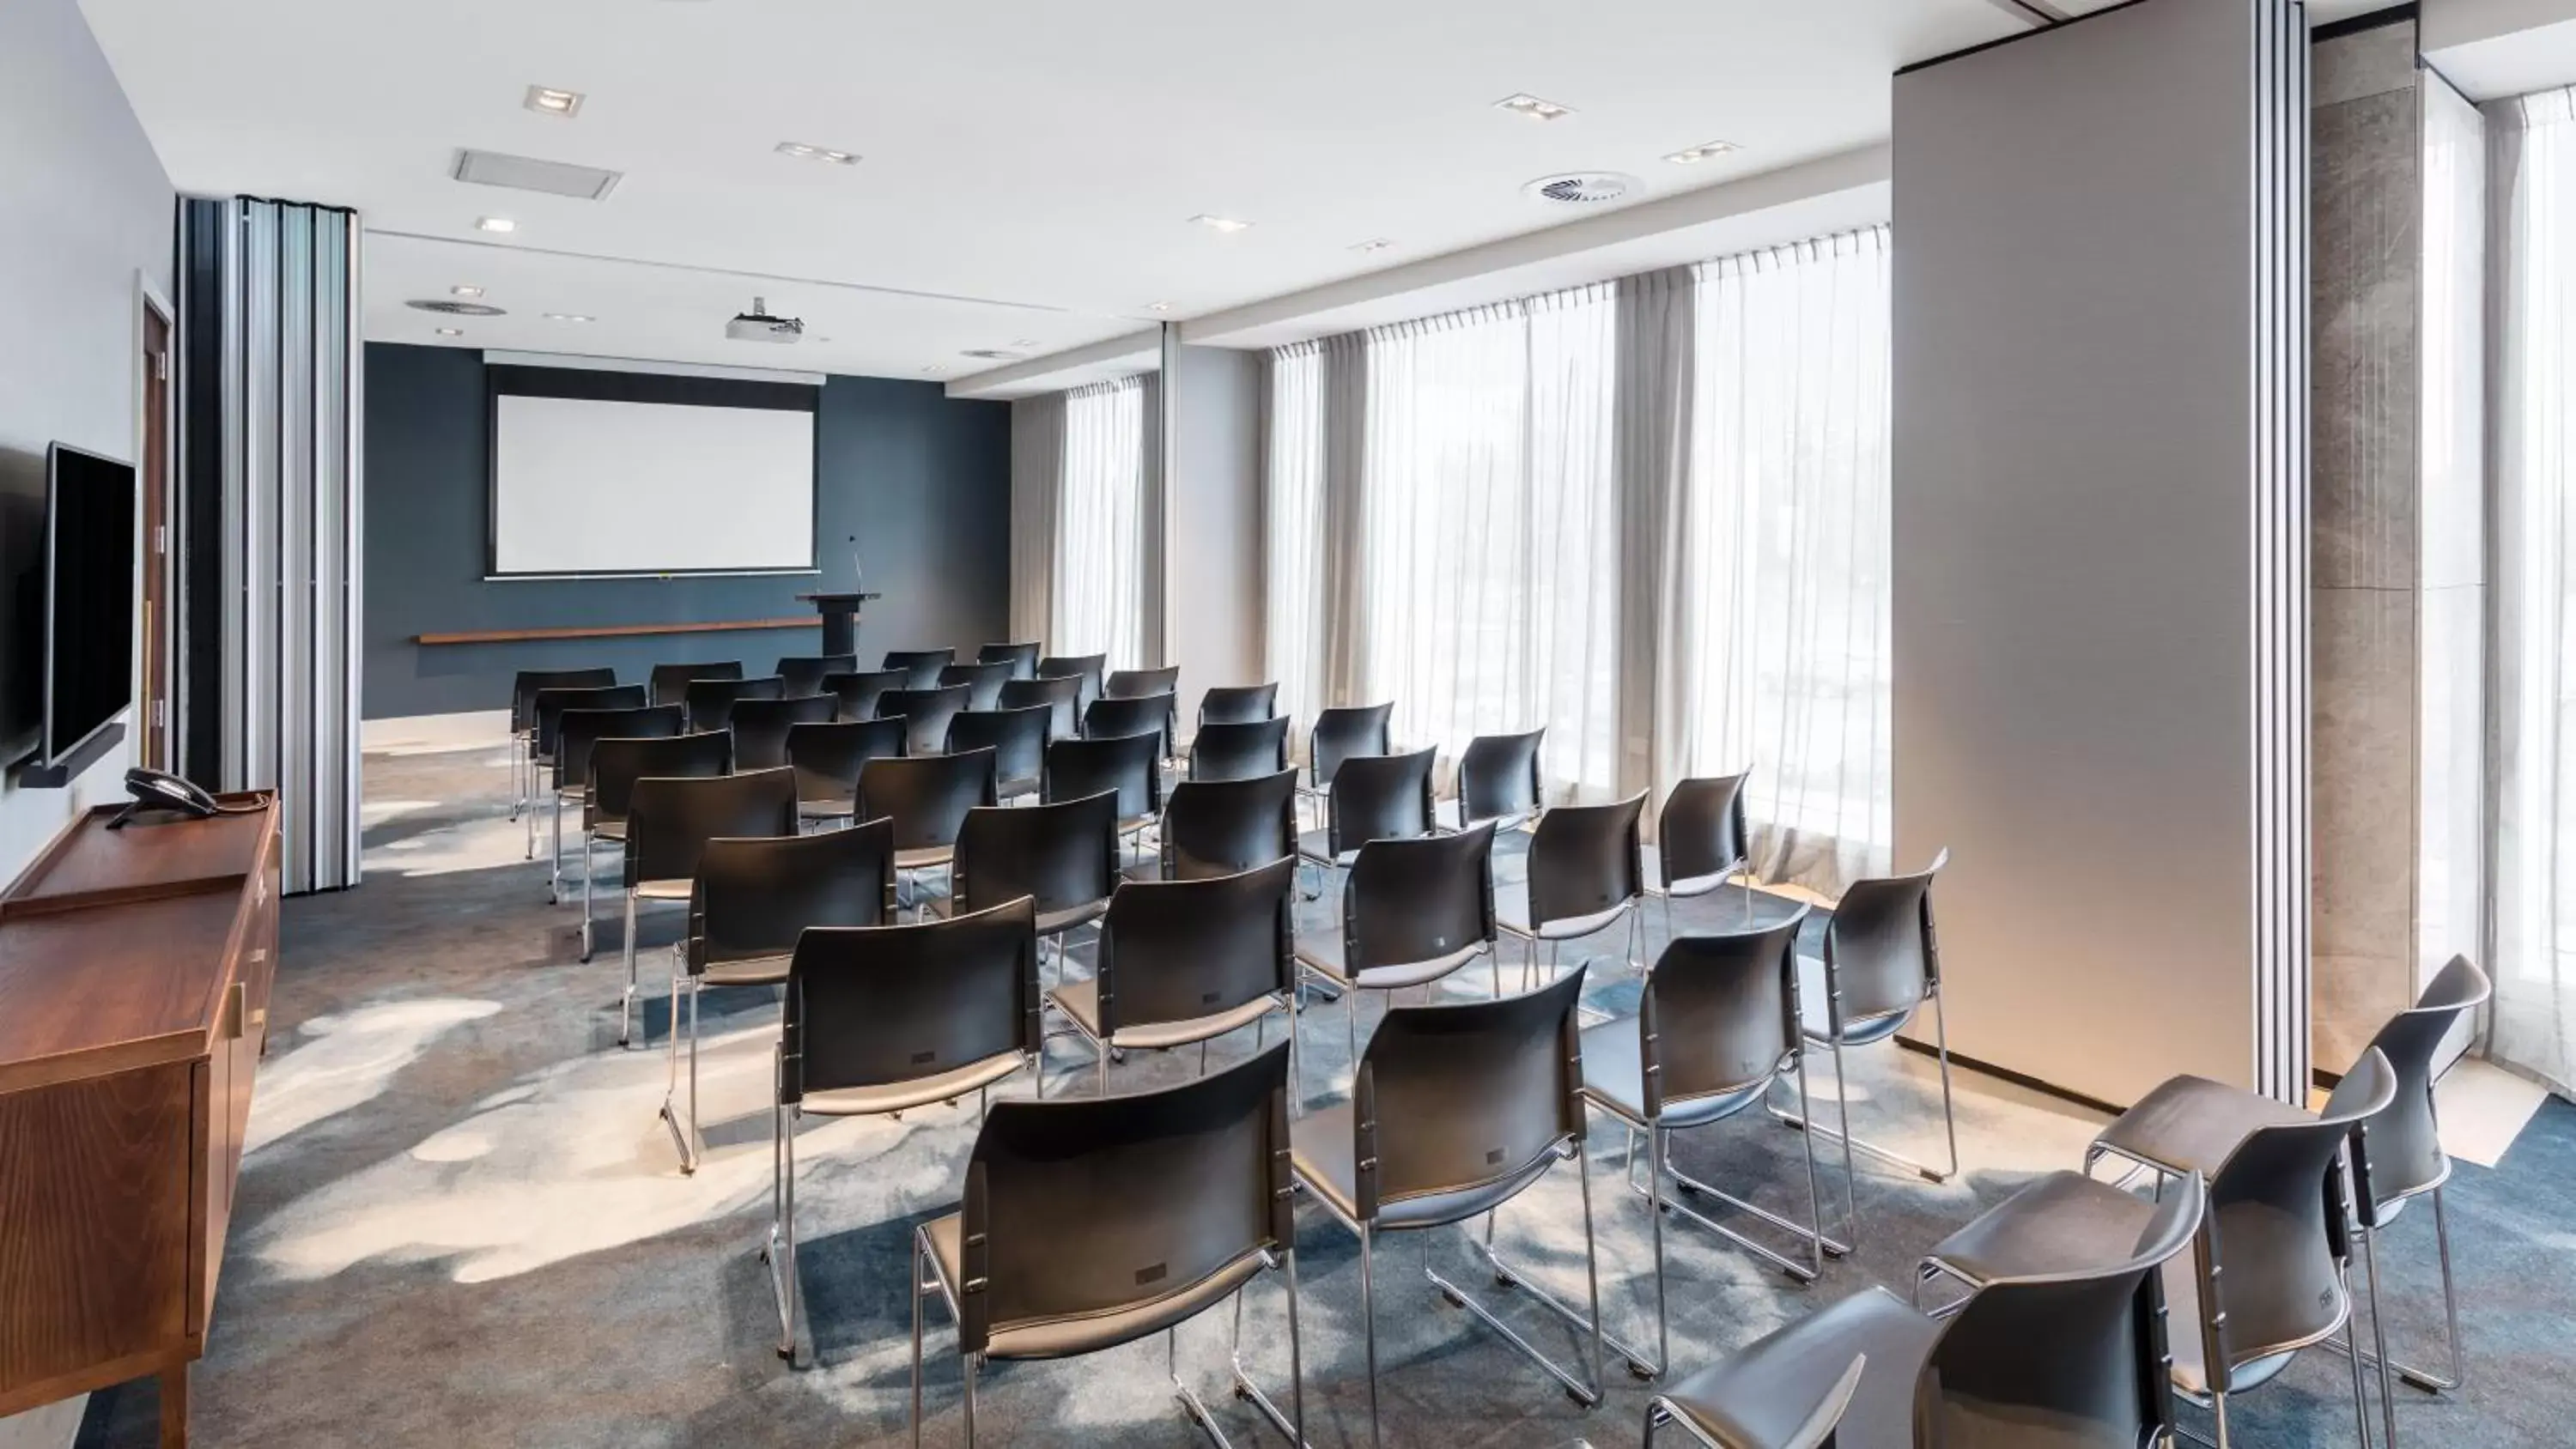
top-left (0, 795), bottom-right (282, 1447)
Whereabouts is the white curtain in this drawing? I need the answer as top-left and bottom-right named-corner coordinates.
top-left (2489, 86), bottom-right (2576, 1095)
top-left (1007, 393), bottom-right (1065, 644)
top-left (1682, 227), bottom-right (1893, 895)
top-left (1053, 376), bottom-right (1147, 668)
top-left (1263, 344), bottom-right (1327, 725)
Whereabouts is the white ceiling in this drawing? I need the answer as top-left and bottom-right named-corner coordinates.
top-left (78, 0), bottom-right (2071, 380)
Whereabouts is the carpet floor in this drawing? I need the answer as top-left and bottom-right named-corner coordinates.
top-left (71, 744), bottom-right (2576, 1448)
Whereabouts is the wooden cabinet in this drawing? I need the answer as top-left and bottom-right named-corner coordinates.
top-left (0, 795), bottom-right (281, 1447)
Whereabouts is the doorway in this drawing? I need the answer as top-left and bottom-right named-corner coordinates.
top-left (139, 289), bottom-right (173, 769)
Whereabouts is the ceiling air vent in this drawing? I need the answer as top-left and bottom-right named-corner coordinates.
top-left (961, 349), bottom-right (1029, 361)
top-left (1525, 172), bottom-right (1635, 206)
top-left (452, 149), bottom-right (623, 201)
top-left (406, 299), bottom-right (507, 317)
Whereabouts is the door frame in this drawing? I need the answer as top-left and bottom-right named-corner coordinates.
top-left (137, 271), bottom-right (176, 771)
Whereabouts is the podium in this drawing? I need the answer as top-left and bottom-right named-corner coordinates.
top-left (797, 591), bottom-right (881, 657)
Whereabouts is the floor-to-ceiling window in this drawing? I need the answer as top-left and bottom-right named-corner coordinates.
top-left (1053, 375), bottom-right (1147, 669)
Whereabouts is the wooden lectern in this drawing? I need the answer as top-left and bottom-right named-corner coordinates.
top-left (796, 591), bottom-right (882, 658)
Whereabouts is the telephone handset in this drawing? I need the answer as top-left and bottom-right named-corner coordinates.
top-left (110, 767), bottom-right (222, 828)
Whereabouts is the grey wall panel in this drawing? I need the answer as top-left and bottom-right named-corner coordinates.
top-left (1170, 344), bottom-right (1264, 731)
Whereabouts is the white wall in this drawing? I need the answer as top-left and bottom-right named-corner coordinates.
top-left (1166, 345), bottom-right (1263, 734)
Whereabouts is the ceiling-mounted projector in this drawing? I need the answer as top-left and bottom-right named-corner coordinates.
top-left (726, 296), bottom-right (805, 343)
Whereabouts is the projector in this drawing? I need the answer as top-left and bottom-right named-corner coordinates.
top-left (726, 296), bottom-right (805, 343)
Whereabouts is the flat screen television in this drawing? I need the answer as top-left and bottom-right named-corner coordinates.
top-left (43, 443), bottom-right (137, 768)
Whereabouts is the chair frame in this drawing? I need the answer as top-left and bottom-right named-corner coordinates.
top-left (1499, 791), bottom-right (1649, 993)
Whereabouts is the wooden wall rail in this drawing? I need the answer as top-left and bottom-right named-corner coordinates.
top-left (416, 618), bottom-right (817, 646)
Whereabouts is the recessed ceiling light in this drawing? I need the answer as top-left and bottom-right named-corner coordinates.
top-left (1663, 139), bottom-right (1741, 165)
top-left (1146, 301), bottom-right (1173, 313)
top-left (477, 216), bottom-right (517, 233)
top-left (434, 327), bottom-right (463, 337)
top-left (1495, 93), bottom-right (1576, 122)
top-left (1190, 215), bottom-right (1253, 233)
top-left (1009, 337), bottom-right (1039, 348)
top-left (544, 312), bottom-right (593, 323)
top-left (1350, 238), bottom-right (1395, 253)
top-left (451, 284), bottom-right (484, 298)
top-left (525, 86), bottom-right (585, 118)
top-left (776, 141), bottom-right (860, 165)
top-left (962, 349), bottom-right (1028, 361)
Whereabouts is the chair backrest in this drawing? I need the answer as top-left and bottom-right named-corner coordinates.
top-left (775, 653), bottom-right (858, 697)
top-left (952, 791), bottom-right (1121, 919)
top-left (1340, 821), bottom-right (1497, 975)
top-left (856, 748), bottom-right (998, 852)
top-left (1093, 859), bottom-right (1297, 1038)
top-left (978, 640), bottom-right (1042, 680)
top-left (1456, 728), bottom-right (1545, 827)
top-left (1161, 771), bottom-right (1301, 881)
top-left (958, 1040), bottom-right (1292, 1357)
top-left (685, 674), bottom-right (787, 732)
top-left (785, 717), bottom-right (907, 804)
top-left (553, 704), bottom-right (683, 793)
top-left (1309, 702), bottom-right (1394, 788)
top-left (1044, 731), bottom-right (1163, 823)
top-left (1104, 665), bottom-right (1180, 700)
top-left (587, 731), bottom-right (732, 828)
top-left (1822, 848), bottom-right (1949, 1028)
top-left (877, 684), bottom-right (972, 757)
top-left (945, 706), bottom-right (1050, 790)
top-left (825, 667), bottom-right (910, 721)
top-left (689, 818), bottom-right (896, 973)
top-left (512, 667), bottom-right (616, 734)
top-left (625, 767), bottom-right (799, 887)
top-left (2355, 955), bottom-right (2493, 1207)
top-left (534, 684), bottom-right (647, 757)
top-left (729, 694), bottom-right (837, 771)
top-left (1352, 967), bottom-right (1588, 1222)
top-left (1637, 911), bottom-right (1810, 1114)
top-left (1189, 717), bottom-right (1291, 784)
top-left (1036, 652), bottom-right (1107, 710)
top-left (1524, 791), bottom-right (1648, 931)
top-left (1084, 692), bottom-right (1176, 760)
top-left (649, 660), bottom-right (742, 709)
top-left (938, 659), bottom-right (1014, 711)
top-left (1198, 682), bottom-right (1278, 728)
top-left (1918, 1173), bottom-right (2207, 1447)
top-left (1326, 745), bottom-right (1437, 856)
top-left (1661, 773), bottom-right (1752, 889)
top-left (781, 896), bottom-right (1041, 1106)
top-left (882, 647), bottom-right (955, 689)
top-left (998, 675), bottom-right (1082, 742)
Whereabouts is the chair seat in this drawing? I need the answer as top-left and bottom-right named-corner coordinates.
top-left (1660, 1285), bottom-right (1939, 1449)
top-left (1035, 898), bottom-right (1110, 938)
top-left (635, 878), bottom-right (691, 900)
top-left (895, 845), bottom-right (957, 871)
top-left (799, 797), bottom-right (856, 820)
top-left (1795, 955), bottom-right (1913, 1046)
top-left (1048, 977), bottom-right (1279, 1051)
top-left (2157, 1254), bottom-right (2300, 1398)
top-left (1293, 829), bottom-right (1358, 868)
top-left (1294, 932), bottom-right (1485, 993)
top-left (1577, 1019), bottom-right (1772, 1131)
top-left (998, 776), bottom-right (1041, 802)
top-left (697, 954), bottom-right (793, 987)
top-left (1289, 1101), bottom-right (1563, 1232)
top-left (2093, 1074), bottom-right (2313, 1178)
top-left (1923, 1170), bottom-right (2160, 1286)
top-left (1498, 894), bottom-right (1634, 943)
top-left (920, 1213), bottom-right (1268, 1361)
top-left (799, 1049), bottom-right (1026, 1119)
top-left (591, 820), bottom-right (628, 841)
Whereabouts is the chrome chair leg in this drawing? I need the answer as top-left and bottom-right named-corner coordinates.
top-left (1446, 1145), bottom-right (1636, 1391)
top-left (1360, 1222), bottom-right (1381, 1449)
top-left (1766, 991), bottom-right (1963, 1204)
top-left (617, 890), bottom-right (640, 1044)
top-left (658, 958), bottom-right (702, 1173)
top-left (549, 792), bottom-right (563, 904)
top-left (764, 1084), bottom-right (799, 1361)
top-left (911, 1233), bottom-right (927, 1449)
top-left (2412, 1184), bottom-right (2466, 1391)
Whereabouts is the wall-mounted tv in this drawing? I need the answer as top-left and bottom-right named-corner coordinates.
top-left (43, 443), bottom-right (137, 769)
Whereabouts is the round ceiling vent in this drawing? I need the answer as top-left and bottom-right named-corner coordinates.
top-left (961, 349), bottom-right (1028, 361)
top-left (1524, 172), bottom-right (1635, 206)
top-left (406, 299), bottom-right (507, 317)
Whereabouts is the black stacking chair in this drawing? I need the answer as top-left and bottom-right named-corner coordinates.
top-left (1050, 858), bottom-right (1299, 1096)
top-left (786, 716), bottom-right (907, 827)
top-left (1655, 773), bottom-right (1753, 943)
top-left (650, 660), bottom-right (742, 709)
top-left (910, 1041), bottom-right (1303, 1446)
top-left (531, 683), bottom-right (646, 860)
top-left (1043, 731), bottom-right (1164, 850)
top-left (882, 647), bottom-right (955, 689)
top-left (1297, 745), bottom-right (1436, 895)
top-left (1036, 652), bottom-right (1107, 712)
top-left (977, 640), bottom-right (1042, 680)
top-left (548, 702), bottom-right (682, 904)
top-left (825, 667), bottom-right (909, 722)
top-left (1198, 682), bottom-right (1278, 728)
top-left (1188, 716), bottom-right (1291, 784)
top-left (945, 706), bottom-right (1048, 801)
top-left (1654, 1171), bottom-right (2208, 1449)
top-left (659, 821), bottom-right (896, 1172)
top-left (775, 653), bottom-right (857, 698)
top-left (1304, 701), bottom-right (1394, 797)
top-left (511, 666), bottom-right (615, 825)
top-left (1162, 771), bottom-right (1301, 881)
top-left (729, 694), bottom-right (836, 772)
top-left (877, 684), bottom-right (971, 758)
top-left (998, 675), bottom-right (1082, 743)
top-left (938, 660), bottom-right (1014, 712)
top-left (1295, 822), bottom-right (1500, 1058)
top-left (685, 674), bottom-right (787, 733)
top-left (1084, 690), bottom-right (1176, 760)
top-left (771, 900), bottom-right (1042, 1362)
top-left (1649, 1357), bottom-right (1865, 1449)
top-left (1291, 968), bottom-right (1609, 1442)
top-left (2075, 1050), bottom-right (2399, 1449)
top-left (949, 791), bottom-right (1120, 986)
top-left (617, 768), bottom-right (799, 1048)
top-left (855, 747), bottom-right (999, 914)
top-left (1501, 791), bottom-right (1649, 990)
top-left (1104, 664), bottom-right (1179, 700)
top-left (1580, 912), bottom-right (1828, 1378)
top-left (1452, 727), bottom-right (1545, 831)
top-left (581, 731), bottom-right (732, 960)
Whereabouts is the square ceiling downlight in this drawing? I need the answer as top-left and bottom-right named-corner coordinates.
top-left (451, 149), bottom-right (623, 201)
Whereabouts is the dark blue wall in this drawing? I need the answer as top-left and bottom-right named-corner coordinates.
top-left (362, 343), bottom-right (1012, 718)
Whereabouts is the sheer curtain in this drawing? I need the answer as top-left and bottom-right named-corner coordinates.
top-left (1053, 376), bottom-right (1147, 668)
top-left (1681, 227), bottom-right (1893, 895)
top-left (1263, 344), bottom-right (1327, 724)
top-left (2490, 86), bottom-right (2576, 1094)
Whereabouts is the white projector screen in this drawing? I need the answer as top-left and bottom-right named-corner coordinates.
top-left (491, 394), bottom-right (816, 575)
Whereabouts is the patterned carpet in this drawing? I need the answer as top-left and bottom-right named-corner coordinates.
top-left (68, 743), bottom-right (2576, 1447)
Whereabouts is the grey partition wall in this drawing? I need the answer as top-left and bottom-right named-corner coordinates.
top-left (1891, 0), bottom-right (2311, 1106)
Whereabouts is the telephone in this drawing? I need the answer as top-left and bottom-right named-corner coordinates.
top-left (109, 767), bottom-right (222, 828)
